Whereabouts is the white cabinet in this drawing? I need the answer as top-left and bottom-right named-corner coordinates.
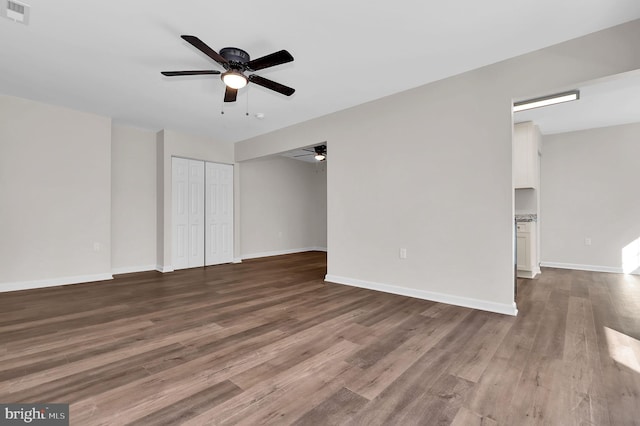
top-left (516, 234), bottom-right (528, 270)
top-left (513, 121), bottom-right (541, 189)
top-left (516, 221), bottom-right (539, 278)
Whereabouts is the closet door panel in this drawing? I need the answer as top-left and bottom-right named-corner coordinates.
top-left (206, 162), bottom-right (234, 265)
top-left (171, 158), bottom-right (189, 270)
top-left (187, 160), bottom-right (205, 268)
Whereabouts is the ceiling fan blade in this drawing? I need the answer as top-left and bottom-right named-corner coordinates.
top-left (294, 153), bottom-right (313, 157)
top-left (161, 70), bottom-right (221, 76)
top-left (248, 50), bottom-right (294, 71)
top-left (224, 86), bottom-right (238, 103)
top-left (181, 35), bottom-right (229, 67)
top-left (248, 75), bottom-right (295, 96)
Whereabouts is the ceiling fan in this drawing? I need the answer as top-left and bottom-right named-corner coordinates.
top-left (295, 145), bottom-right (326, 161)
top-left (161, 35), bottom-right (295, 103)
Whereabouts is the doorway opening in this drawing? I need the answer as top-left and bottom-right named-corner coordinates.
top-left (512, 70), bottom-right (640, 294)
top-left (237, 143), bottom-right (328, 277)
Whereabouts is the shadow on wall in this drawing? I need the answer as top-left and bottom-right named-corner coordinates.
top-left (622, 236), bottom-right (640, 274)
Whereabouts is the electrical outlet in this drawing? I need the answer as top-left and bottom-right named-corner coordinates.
top-left (584, 237), bottom-right (592, 246)
top-left (399, 248), bottom-right (407, 259)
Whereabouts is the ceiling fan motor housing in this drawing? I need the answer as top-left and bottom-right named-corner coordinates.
top-left (220, 47), bottom-right (250, 68)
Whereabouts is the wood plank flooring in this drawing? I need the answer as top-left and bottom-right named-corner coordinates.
top-left (1, 252), bottom-right (639, 425)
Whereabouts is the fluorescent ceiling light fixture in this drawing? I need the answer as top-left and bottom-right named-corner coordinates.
top-left (513, 90), bottom-right (580, 112)
top-left (221, 71), bottom-right (247, 89)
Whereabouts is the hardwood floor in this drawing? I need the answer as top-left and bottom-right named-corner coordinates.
top-left (1, 252), bottom-right (639, 425)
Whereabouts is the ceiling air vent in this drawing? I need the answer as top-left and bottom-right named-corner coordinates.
top-left (1, 0), bottom-right (30, 25)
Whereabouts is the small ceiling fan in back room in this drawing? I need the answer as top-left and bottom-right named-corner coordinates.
top-left (295, 145), bottom-right (326, 161)
top-left (161, 35), bottom-right (295, 103)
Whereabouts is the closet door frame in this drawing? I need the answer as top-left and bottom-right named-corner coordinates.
top-left (171, 156), bottom-right (234, 270)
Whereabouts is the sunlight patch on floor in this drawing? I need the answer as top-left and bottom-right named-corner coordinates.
top-left (604, 326), bottom-right (640, 373)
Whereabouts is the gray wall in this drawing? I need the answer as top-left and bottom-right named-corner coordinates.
top-left (541, 122), bottom-right (640, 274)
top-left (0, 94), bottom-right (112, 289)
top-left (312, 161), bottom-right (328, 249)
top-left (235, 20), bottom-right (640, 315)
top-left (0, 94), bottom-right (236, 287)
top-left (111, 125), bottom-right (157, 273)
top-left (240, 156), bottom-right (327, 258)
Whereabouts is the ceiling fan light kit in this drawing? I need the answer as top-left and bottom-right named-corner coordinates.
top-left (161, 35), bottom-right (295, 103)
top-left (222, 71), bottom-right (247, 89)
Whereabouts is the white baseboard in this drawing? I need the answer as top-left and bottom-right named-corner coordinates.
top-left (112, 264), bottom-right (157, 275)
top-left (233, 258), bottom-right (243, 264)
top-left (517, 269), bottom-right (539, 279)
top-left (242, 247), bottom-right (327, 260)
top-left (540, 261), bottom-right (639, 275)
top-left (155, 265), bottom-right (174, 273)
top-left (324, 274), bottom-right (518, 316)
top-left (0, 273), bottom-right (114, 293)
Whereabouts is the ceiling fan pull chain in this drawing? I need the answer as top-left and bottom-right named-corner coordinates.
top-left (246, 88), bottom-right (250, 117)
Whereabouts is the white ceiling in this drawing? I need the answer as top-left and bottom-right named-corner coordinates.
top-left (1, 1), bottom-right (640, 143)
top-left (515, 71), bottom-right (640, 135)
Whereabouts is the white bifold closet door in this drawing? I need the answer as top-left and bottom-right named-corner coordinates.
top-left (205, 162), bottom-right (234, 266)
top-left (172, 158), bottom-right (233, 270)
top-left (172, 158), bottom-right (205, 269)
